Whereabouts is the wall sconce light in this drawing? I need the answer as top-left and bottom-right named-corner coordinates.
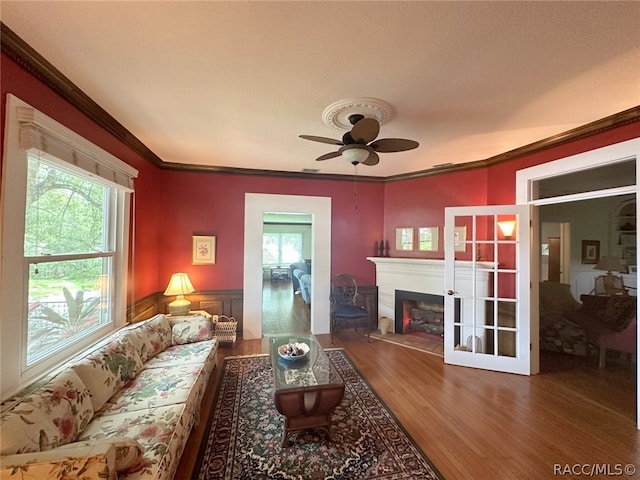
top-left (498, 220), bottom-right (516, 239)
top-left (163, 272), bottom-right (195, 315)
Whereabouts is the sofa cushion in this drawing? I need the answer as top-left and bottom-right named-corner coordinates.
top-left (172, 319), bottom-right (212, 345)
top-left (0, 442), bottom-right (116, 480)
top-left (50, 436), bottom-right (145, 474)
top-left (143, 339), bottom-right (217, 369)
top-left (98, 363), bottom-right (208, 417)
top-left (123, 314), bottom-right (172, 363)
top-left (79, 404), bottom-right (191, 480)
top-left (71, 338), bottom-right (144, 412)
top-left (0, 369), bottom-right (94, 455)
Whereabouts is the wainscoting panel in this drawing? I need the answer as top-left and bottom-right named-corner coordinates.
top-left (128, 289), bottom-right (244, 336)
top-left (128, 287), bottom-right (376, 339)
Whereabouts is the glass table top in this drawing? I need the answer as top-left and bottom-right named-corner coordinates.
top-left (269, 333), bottom-right (343, 392)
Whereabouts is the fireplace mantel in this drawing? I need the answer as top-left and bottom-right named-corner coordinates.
top-left (366, 257), bottom-right (495, 333)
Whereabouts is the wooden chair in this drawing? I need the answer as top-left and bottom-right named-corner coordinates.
top-left (330, 274), bottom-right (370, 343)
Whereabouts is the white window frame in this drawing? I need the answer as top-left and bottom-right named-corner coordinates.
top-left (263, 232), bottom-right (303, 266)
top-left (0, 94), bottom-right (138, 399)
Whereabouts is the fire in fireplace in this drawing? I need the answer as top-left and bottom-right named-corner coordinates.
top-left (394, 290), bottom-right (459, 336)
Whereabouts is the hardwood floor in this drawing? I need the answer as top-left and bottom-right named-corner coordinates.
top-left (176, 282), bottom-right (639, 480)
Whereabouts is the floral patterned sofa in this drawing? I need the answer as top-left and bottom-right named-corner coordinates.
top-left (0, 313), bottom-right (218, 479)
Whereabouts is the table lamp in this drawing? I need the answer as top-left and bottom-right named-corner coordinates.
top-left (593, 255), bottom-right (628, 295)
top-left (164, 272), bottom-right (195, 315)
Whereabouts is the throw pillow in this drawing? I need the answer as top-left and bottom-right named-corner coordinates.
top-left (166, 313), bottom-right (207, 328)
top-left (172, 319), bottom-right (212, 345)
top-left (56, 436), bottom-right (145, 474)
top-left (0, 369), bottom-right (94, 455)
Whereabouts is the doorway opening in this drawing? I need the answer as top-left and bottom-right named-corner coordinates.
top-left (243, 193), bottom-right (332, 340)
top-left (540, 222), bottom-right (570, 283)
top-left (517, 138), bottom-right (639, 427)
top-left (539, 195), bottom-right (637, 423)
top-left (262, 212), bottom-right (312, 335)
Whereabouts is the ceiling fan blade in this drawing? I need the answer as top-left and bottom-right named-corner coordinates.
top-left (299, 135), bottom-right (343, 146)
top-left (361, 151), bottom-right (380, 166)
top-left (315, 151), bottom-right (341, 161)
top-left (350, 118), bottom-right (379, 144)
top-left (370, 138), bottom-right (419, 153)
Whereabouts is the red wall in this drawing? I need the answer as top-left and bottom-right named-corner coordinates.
top-left (157, 170), bottom-right (384, 290)
top-left (486, 124), bottom-right (640, 205)
top-left (1, 53), bottom-right (384, 299)
top-left (382, 125), bottom-right (640, 258)
top-left (383, 168), bottom-right (488, 258)
top-left (2, 52), bottom-right (638, 305)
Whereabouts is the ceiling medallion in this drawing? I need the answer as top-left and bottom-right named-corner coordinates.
top-left (322, 97), bottom-right (392, 130)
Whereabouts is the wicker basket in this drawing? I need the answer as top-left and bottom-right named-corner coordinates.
top-left (214, 315), bottom-right (237, 343)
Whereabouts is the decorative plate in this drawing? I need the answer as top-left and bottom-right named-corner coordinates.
top-left (277, 342), bottom-right (310, 361)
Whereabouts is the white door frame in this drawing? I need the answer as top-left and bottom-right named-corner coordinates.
top-left (515, 138), bottom-right (640, 429)
top-left (243, 193), bottom-right (332, 339)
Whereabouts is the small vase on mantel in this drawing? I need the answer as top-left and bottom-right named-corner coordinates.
top-left (378, 240), bottom-right (385, 257)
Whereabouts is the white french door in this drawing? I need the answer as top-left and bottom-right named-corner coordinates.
top-left (444, 205), bottom-right (533, 375)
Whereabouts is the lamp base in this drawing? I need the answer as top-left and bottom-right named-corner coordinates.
top-left (168, 298), bottom-right (191, 316)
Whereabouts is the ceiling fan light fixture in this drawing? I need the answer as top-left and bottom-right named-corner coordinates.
top-left (340, 145), bottom-right (370, 165)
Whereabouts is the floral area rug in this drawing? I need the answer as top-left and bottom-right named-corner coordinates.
top-left (192, 349), bottom-right (444, 480)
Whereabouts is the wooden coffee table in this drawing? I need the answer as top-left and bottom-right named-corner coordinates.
top-left (269, 333), bottom-right (345, 447)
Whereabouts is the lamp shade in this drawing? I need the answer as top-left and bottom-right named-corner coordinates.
top-left (164, 273), bottom-right (195, 315)
top-left (163, 273), bottom-right (195, 296)
top-left (593, 255), bottom-right (627, 274)
top-left (341, 145), bottom-right (370, 165)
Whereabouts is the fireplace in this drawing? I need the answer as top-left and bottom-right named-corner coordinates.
top-left (367, 257), bottom-right (494, 336)
top-left (394, 290), bottom-right (459, 336)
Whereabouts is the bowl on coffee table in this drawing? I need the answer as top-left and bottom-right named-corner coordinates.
top-left (277, 342), bottom-right (310, 361)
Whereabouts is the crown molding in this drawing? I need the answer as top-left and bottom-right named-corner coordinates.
top-left (1, 22), bottom-right (165, 168)
top-left (3, 21), bottom-right (638, 184)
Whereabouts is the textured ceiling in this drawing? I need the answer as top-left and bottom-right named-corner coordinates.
top-left (2, 1), bottom-right (639, 177)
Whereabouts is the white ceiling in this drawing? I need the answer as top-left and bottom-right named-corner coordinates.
top-left (2, 1), bottom-right (639, 178)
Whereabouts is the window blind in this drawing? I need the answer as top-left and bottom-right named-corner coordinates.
top-left (17, 106), bottom-right (138, 191)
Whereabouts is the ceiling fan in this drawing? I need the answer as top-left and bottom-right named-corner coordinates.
top-left (299, 114), bottom-right (419, 166)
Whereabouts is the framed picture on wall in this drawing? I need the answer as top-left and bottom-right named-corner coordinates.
top-left (418, 227), bottom-right (438, 251)
top-left (581, 239), bottom-right (600, 264)
top-left (454, 226), bottom-right (467, 252)
top-left (193, 235), bottom-right (216, 264)
top-left (395, 227), bottom-right (414, 251)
